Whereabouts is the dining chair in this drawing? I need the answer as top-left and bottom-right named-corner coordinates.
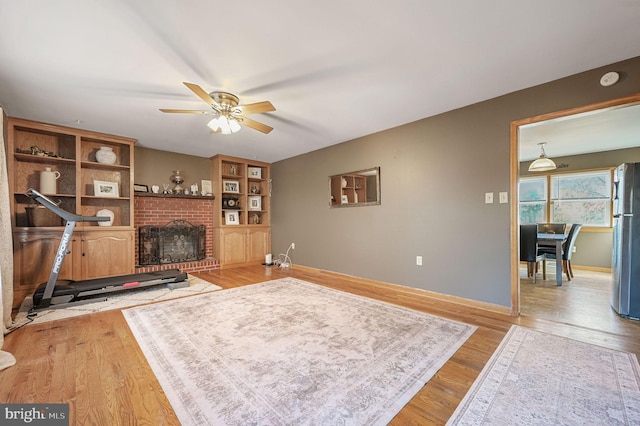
top-left (520, 224), bottom-right (546, 283)
top-left (539, 223), bottom-right (583, 281)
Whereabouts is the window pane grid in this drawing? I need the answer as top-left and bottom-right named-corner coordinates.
top-left (519, 177), bottom-right (547, 201)
top-left (520, 170), bottom-right (612, 227)
top-left (550, 171), bottom-right (611, 199)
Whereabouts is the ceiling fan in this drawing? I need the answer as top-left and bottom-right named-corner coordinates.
top-left (160, 82), bottom-right (275, 134)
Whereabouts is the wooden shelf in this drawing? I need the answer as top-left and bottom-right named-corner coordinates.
top-left (14, 153), bottom-right (76, 164)
top-left (7, 117), bottom-right (137, 308)
top-left (211, 154), bottom-right (271, 268)
top-left (80, 160), bottom-right (130, 171)
top-left (7, 116), bottom-right (136, 228)
top-left (134, 192), bottom-right (214, 200)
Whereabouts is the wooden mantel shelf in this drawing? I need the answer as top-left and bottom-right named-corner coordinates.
top-left (134, 192), bottom-right (214, 200)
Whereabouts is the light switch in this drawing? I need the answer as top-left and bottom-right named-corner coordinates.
top-left (485, 192), bottom-right (494, 204)
top-left (499, 192), bottom-right (508, 203)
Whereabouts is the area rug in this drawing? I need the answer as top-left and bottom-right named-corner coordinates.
top-left (447, 325), bottom-right (640, 425)
top-left (123, 277), bottom-right (477, 425)
top-left (12, 274), bottom-right (221, 327)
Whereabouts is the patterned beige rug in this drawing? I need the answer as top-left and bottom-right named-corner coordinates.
top-left (13, 274), bottom-right (221, 327)
top-left (123, 277), bottom-right (477, 425)
top-left (448, 325), bottom-right (640, 425)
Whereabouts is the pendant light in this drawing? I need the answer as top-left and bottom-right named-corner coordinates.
top-left (528, 142), bottom-right (557, 172)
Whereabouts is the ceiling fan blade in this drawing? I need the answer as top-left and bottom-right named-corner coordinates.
top-left (240, 101), bottom-right (276, 115)
top-left (159, 109), bottom-right (211, 114)
top-left (183, 82), bottom-right (216, 107)
top-left (240, 116), bottom-right (273, 134)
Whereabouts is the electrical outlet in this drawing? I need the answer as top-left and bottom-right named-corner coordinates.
top-left (485, 192), bottom-right (494, 204)
top-left (499, 192), bottom-right (508, 204)
top-left (291, 243), bottom-right (295, 250)
top-left (572, 246), bottom-right (576, 253)
top-left (416, 256), bottom-right (423, 266)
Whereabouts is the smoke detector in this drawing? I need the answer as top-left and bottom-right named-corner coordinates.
top-left (600, 71), bottom-right (620, 87)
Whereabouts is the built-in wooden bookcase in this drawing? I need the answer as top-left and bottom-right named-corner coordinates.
top-left (6, 117), bottom-right (136, 308)
top-left (211, 154), bottom-right (271, 268)
top-left (6, 118), bottom-right (135, 228)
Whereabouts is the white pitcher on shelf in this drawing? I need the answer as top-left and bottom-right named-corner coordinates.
top-left (40, 167), bottom-right (60, 195)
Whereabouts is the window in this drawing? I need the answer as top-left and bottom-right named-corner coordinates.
top-left (550, 171), bottom-right (611, 227)
top-left (519, 176), bottom-right (547, 224)
top-left (519, 170), bottom-right (612, 227)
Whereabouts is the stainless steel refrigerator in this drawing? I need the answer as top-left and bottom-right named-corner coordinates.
top-left (612, 162), bottom-right (640, 319)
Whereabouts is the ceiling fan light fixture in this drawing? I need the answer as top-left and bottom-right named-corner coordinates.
top-left (528, 142), bottom-right (557, 172)
top-left (207, 115), bottom-right (241, 134)
top-left (207, 117), bottom-right (220, 132)
top-left (218, 115), bottom-right (232, 135)
top-left (162, 83), bottom-right (274, 134)
top-left (229, 118), bottom-right (241, 133)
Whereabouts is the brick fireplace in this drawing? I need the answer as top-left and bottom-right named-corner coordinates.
top-left (134, 194), bottom-right (219, 274)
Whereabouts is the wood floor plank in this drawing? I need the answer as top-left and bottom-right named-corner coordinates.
top-left (2, 265), bottom-right (639, 425)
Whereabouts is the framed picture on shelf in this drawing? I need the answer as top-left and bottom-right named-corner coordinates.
top-left (94, 180), bottom-right (119, 198)
top-left (248, 195), bottom-right (262, 211)
top-left (341, 195), bottom-right (349, 204)
top-left (134, 184), bottom-right (148, 192)
top-left (201, 179), bottom-right (212, 195)
top-left (248, 167), bottom-right (262, 179)
top-left (223, 180), bottom-right (240, 193)
top-left (224, 210), bottom-right (240, 225)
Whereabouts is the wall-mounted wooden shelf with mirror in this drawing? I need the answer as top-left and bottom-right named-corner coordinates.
top-left (329, 167), bottom-right (380, 208)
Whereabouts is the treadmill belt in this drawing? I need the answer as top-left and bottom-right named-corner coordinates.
top-left (33, 269), bottom-right (188, 305)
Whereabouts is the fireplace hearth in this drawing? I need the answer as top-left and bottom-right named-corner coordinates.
top-left (139, 220), bottom-right (206, 266)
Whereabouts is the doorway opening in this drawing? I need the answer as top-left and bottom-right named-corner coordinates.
top-left (510, 93), bottom-right (640, 334)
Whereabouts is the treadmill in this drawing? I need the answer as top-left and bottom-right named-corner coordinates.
top-left (26, 188), bottom-right (188, 310)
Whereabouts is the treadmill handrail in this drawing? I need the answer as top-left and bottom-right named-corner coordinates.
top-left (26, 188), bottom-right (109, 223)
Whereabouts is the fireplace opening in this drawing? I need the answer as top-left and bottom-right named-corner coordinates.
top-left (138, 220), bottom-right (206, 266)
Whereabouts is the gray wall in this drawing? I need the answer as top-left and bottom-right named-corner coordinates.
top-left (270, 56), bottom-right (640, 308)
top-left (134, 146), bottom-right (211, 191)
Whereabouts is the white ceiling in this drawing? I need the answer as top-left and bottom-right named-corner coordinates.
top-left (519, 101), bottom-right (640, 161)
top-left (1, 1), bottom-right (640, 163)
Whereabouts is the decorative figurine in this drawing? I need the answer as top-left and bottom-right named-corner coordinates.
top-left (170, 170), bottom-right (185, 194)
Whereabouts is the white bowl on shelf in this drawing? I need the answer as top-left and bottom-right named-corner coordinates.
top-left (96, 208), bottom-right (114, 226)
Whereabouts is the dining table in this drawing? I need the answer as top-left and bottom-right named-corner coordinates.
top-left (537, 232), bottom-right (568, 286)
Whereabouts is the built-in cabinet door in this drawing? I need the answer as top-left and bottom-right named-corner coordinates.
top-left (11, 228), bottom-right (135, 307)
top-left (80, 229), bottom-right (134, 279)
top-left (220, 228), bottom-right (248, 265)
top-left (12, 229), bottom-right (78, 309)
top-left (247, 227), bottom-right (271, 263)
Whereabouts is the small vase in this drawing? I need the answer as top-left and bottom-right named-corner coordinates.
top-left (96, 146), bottom-right (117, 164)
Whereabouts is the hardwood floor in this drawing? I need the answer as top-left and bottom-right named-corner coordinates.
top-left (520, 263), bottom-right (640, 336)
top-left (2, 265), bottom-right (639, 425)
